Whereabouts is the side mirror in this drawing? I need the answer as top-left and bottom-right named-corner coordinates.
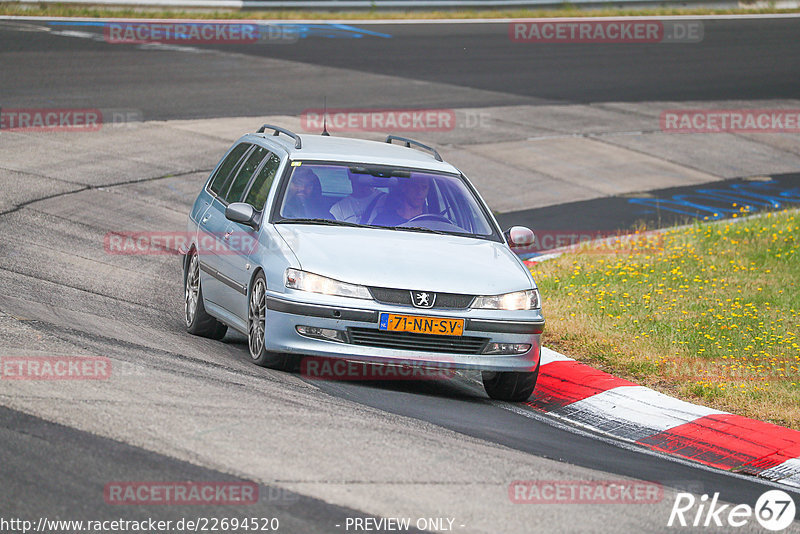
top-left (225, 203), bottom-right (257, 229)
top-left (504, 226), bottom-right (535, 247)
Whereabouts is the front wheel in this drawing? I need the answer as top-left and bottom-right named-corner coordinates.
top-left (482, 365), bottom-right (539, 402)
top-left (248, 272), bottom-right (296, 371)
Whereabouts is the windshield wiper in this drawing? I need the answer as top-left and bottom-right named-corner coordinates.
top-left (395, 226), bottom-right (449, 236)
top-left (275, 218), bottom-right (367, 228)
top-left (274, 219), bottom-right (452, 236)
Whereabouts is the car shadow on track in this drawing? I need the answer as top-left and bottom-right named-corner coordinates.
top-left (219, 329), bottom-right (488, 402)
top-left (307, 373), bottom-right (483, 401)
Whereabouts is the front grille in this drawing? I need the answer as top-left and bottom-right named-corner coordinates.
top-left (348, 328), bottom-right (488, 354)
top-left (368, 287), bottom-right (475, 309)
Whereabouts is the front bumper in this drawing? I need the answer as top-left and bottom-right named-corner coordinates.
top-left (264, 292), bottom-right (544, 372)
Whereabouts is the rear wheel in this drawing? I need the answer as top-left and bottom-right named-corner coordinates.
top-left (482, 365), bottom-right (539, 402)
top-left (248, 272), bottom-right (296, 371)
top-left (184, 250), bottom-right (227, 340)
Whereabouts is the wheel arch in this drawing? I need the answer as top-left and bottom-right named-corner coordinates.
top-left (182, 244), bottom-right (198, 285)
top-left (248, 266), bottom-right (267, 298)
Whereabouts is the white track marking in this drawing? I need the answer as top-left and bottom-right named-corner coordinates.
top-left (497, 401), bottom-right (800, 493)
top-left (555, 385), bottom-right (727, 440)
top-left (760, 459), bottom-right (800, 489)
top-left (539, 346), bottom-right (575, 365)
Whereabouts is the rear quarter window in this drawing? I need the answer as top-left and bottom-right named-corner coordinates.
top-left (244, 153), bottom-right (282, 211)
top-left (223, 146), bottom-right (268, 203)
top-left (208, 143), bottom-right (251, 196)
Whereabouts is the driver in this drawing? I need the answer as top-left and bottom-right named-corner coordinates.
top-left (372, 176), bottom-right (430, 227)
top-left (330, 169), bottom-right (381, 223)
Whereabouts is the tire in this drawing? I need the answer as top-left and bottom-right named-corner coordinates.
top-left (247, 272), bottom-right (296, 371)
top-left (482, 364), bottom-right (539, 402)
top-left (184, 250), bottom-right (227, 340)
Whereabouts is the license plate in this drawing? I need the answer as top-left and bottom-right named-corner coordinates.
top-left (379, 313), bottom-right (464, 336)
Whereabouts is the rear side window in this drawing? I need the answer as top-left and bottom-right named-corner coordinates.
top-left (244, 153), bottom-right (282, 211)
top-left (208, 143), bottom-right (251, 195)
top-left (223, 146), bottom-right (268, 203)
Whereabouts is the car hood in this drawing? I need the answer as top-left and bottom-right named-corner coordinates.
top-left (275, 224), bottom-right (534, 295)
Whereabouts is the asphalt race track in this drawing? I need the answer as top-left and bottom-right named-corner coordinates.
top-left (1, 16), bottom-right (800, 533)
top-left (2, 17), bottom-right (800, 118)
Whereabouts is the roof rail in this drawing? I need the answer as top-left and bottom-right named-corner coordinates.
top-left (257, 124), bottom-right (302, 149)
top-left (385, 135), bottom-right (442, 162)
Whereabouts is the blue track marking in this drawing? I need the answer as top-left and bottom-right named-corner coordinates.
top-left (45, 20), bottom-right (392, 39)
top-left (627, 179), bottom-right (800, 221)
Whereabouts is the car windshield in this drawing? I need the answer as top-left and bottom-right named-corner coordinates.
top-left (275, 163), bottom-right (496, 238)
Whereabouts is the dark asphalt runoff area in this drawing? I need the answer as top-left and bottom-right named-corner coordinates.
top-left (311, 376), bottom-right (800, 506)
top-left (497, 172), bottom-right (800, 237)
top-left (0, 407), bottom-right (388, 533)
top-left (1, 18), bottom-right (799, 119)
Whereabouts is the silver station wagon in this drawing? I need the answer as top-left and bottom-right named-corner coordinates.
top-left (183, 125), bottom-right (545, 401)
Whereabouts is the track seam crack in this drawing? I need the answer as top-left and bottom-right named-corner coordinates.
top-left (0, 265), bottom-right (172, 314)
top-left (0, 168), bottom-right (212, 218)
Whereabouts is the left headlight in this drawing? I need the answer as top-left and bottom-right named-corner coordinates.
top-left (471, 289), bottom-right (540, 310)
top-left (284, 268), bottom-right (371, 300)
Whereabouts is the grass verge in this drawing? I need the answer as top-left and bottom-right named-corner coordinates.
top-left (1, 3), bottom-right (800, 20)
top-left (532, 208), bottom-right (800, 429)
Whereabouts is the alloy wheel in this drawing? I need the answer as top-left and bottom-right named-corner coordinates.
top-left (184, 254), bottom-right (199, 327)
top-left (249, 278), bottom-right (266, 358)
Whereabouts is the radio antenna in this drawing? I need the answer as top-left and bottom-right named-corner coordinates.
top-left (321, 97), bottom-right (330, 136)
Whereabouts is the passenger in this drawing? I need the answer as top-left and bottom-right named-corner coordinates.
top-left (330, 170), bottom-right (381, 223)
top-left (282, 167), bottom-right (330, 219)
top-left (371, 176), bottom-right (430, 227)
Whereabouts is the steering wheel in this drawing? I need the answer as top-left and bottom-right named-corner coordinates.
top-left (402, 213), bottom-right (453, 225)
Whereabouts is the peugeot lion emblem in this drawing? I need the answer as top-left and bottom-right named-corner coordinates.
top-left (411, 291), bottom-right (435, 309)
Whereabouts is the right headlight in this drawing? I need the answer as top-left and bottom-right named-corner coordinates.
top-left (471, 289), bottom-right (540, 310)
top-left (284, 268), bottom-right (371, 300)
